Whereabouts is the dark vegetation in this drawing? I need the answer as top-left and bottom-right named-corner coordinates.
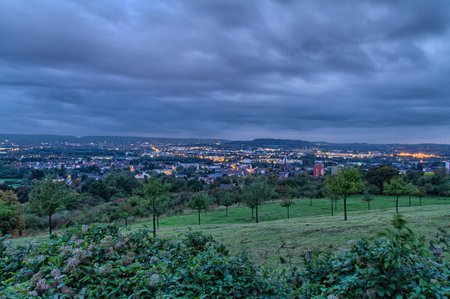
top-left (0, 215), bottom-right (448, 298)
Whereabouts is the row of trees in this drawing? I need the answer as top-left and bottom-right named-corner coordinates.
top-left (1, 166), bottom-right (448, 236)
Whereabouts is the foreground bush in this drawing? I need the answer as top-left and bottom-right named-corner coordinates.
top-left (0, 216), bottom-right (448, 298)
top-left (0, 225), bottom-right (283, 298)
top-left (292, 215), bottom-right (450, 298)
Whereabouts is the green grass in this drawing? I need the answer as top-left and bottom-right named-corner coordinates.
top-left (156, 195), bottom-right (449, 226)
top-left (154, 204), bottom-right (449, 267)
top-left (127, 195), bottom-right (449, 267)
top-left (13, 196), bottom-right (450, 268)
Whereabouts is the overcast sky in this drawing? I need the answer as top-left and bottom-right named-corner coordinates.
top-left (1, 0), bottom-right (449, 143)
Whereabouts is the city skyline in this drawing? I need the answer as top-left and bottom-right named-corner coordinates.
top-left (1, 0), bottom-right (450, 143)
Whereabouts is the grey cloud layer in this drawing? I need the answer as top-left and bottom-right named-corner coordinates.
top-left (0, 0), bottom-right (449, 142)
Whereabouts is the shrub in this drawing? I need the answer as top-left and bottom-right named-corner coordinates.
top-left (23, 213), bottom-right (47, 231)
top-left (0, 224), bottom-right (286, 298)
top-left (292, 215), bottom-right (450, 298)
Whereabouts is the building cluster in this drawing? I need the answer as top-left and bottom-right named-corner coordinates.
top-left (1, 138), bottom-right (449, 184)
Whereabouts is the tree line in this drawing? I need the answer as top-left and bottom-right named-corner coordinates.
top-left (1, 165), bottom-right (449, 236)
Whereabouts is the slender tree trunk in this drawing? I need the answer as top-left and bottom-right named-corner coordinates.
top-left (198, 210), bottom-right (201, 225)
top-left (251, 207), bottom-right (254, 219)
top-left (331, 201), bottom-right (334, 216)
top-left (152, 197), bottom-right (156, 238)
top-left (335, 199), bottom-right (337, 210)
top-left (226, 206), bottom-right (228, 217)
top-left (125, 218), bottom-right (128, 228)
top-left (368, 200), bottom-right (370, 211)
top-left (287, 206), bottom-right (290, 219)
top-left (48, 214), bottom-right (52, 235)
top-left (157, 215), bottom-right (159, 229)
top-left (256, 204), bottom-right (259, 223)
top-left (409, 195), bottom-right (411, 207)
top-left (344, 194), bottom-right (348, 221)
top-left (396, 196), bottom-right (399, 213)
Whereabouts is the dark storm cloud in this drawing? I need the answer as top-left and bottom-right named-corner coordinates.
top-left (1, 0), bottom-right (449, 142)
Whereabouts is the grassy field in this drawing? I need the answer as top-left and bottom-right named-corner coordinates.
top-left (133, 196), bottom-right (449, 266)
top-left (13, 195), bottom-right (450, 268)
top-left (155, 195), bottom-right (449, 227)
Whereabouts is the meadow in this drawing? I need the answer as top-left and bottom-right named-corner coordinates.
top-left (149, 197), bottom-right (449, 266)
top-left (14, 195), bottom-right (449, 267)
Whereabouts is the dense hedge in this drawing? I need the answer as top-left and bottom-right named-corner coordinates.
top-left (0, 216), bottom-right (448, 298)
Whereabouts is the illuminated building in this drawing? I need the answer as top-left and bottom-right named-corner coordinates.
top-left (313, 161), bottom-right (324, 177)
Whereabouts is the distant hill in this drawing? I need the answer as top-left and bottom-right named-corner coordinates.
top-left (224, 138), bottom-right (315, 149)
top-left (0, 134), bottom-right (227, 145)
top-left (0, 134), bottom-right (79, 144)
top-left (1, 134), bottom-right (448, 153)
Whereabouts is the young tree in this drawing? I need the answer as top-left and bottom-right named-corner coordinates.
top-left (280, 197), bottom-right (294, 219)
top-left (325, 168), bottom-right (364, 221)
top-left (407, 184), bottom-right (419, 207)
top-left (243, 179), bottom-right (275, 223)
top-left (0, 190), bottom-right (25, 236)
top-left (188, 192), bottom-right (209, 225)
top-left (416, 185), bottom-right (426, 206)
top-left (324, 178), bottom-right (339, 216)
top-left (363, 184), bottom-right (379, 211)
top-left (219, 192), bottom-right (235, 217)
top-left (117, 198), bottom-right (140, 228)
top-left (363, 190), bottom-right (374, 211)
top-left (29, 181), bottom-right (78, 235)
top-left (384, 176), bottom-right (409, 213)
top-left (143, 177), bottom-right (171, 238)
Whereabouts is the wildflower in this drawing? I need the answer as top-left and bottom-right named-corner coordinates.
top-left (28, 291), bottom-right (38, 297)
top-left (64, 257), bottom-right (80, 273)
top-left (100, 236), bottom-right (114, 248)
top-left (81, 225), bottom-right (89, 232)
top-left (50, 269), bottom-right (61, 278)
top-left (30, 272), bottom-right (42, 286)
top-left (114, 241), bottom-right (126, 251)
top-left (148, 273), bottom-right (160, 288)
top-left (60, 245), bottom-right (72, 256)
top-left (55, 274), bottom-right (66, 282)
top-left (150, 256), bottom-right (159, 264)
top-left (123, 252), bottom-right (136, 266)
top-left (97, 264), bottom-right (113, 275)
top-left (60, 286), bottom-right (74, 295)
top-left (36, 278), bottom-right (50, 291)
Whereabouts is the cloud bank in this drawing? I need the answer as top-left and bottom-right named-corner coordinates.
top-left (1, 0), bottom-right (449, 143)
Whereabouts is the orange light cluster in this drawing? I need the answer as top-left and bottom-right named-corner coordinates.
top-left (397, 152), bottom-right (439, 159)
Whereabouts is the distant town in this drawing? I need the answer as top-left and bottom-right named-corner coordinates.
top-left (1, 134), bottom-right (449, 189)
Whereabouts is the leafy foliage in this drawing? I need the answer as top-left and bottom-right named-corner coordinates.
top-left (0, 224), bottom-right (284, 298)
top-left (29, 180), bottom-right (78, 235)
top-left (290, 215), bottom-right (450, 298)
top-left (325, 168), bottom-right (364, 220)
top-left (0, 190), bottom-right (25, 236)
